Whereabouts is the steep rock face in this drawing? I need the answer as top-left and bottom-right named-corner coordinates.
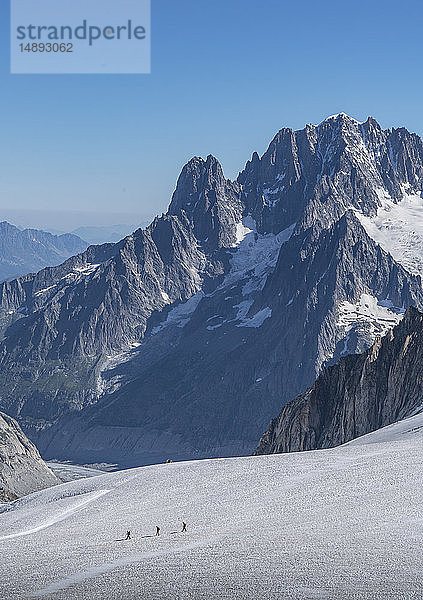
top-left (168, 155), bottom-right (242, 251)
top-left (0, 221), bottom-right (88, 282)
top-left (261, 209), bottom-right (422, 373)
top-left (0, 216), bottom-right (213, 363)
top-left (0, 215), bottom-right (214, 420)
top-left (255, 307), bottom-right (423, 454)
top-left (0, 114), bottom-right (423, 464)
top-left (0, 411), bottom-right (59, 498)
top-left (238, 114), bottom-right (423, 234)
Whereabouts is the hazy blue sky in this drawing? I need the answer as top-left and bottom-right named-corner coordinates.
top-left (1, 0), bottom-right (422, 230)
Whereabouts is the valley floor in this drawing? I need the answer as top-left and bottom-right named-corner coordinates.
top-left (1, 414), bottom-right (422, 600)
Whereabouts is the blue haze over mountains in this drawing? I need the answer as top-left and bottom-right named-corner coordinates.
top-left (0, 221), bottom-right (88, 282)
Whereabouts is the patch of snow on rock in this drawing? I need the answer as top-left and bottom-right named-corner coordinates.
top-left (224, 222), bottom-right (296, 295)
top-left (233, 220), bottom-right (254, 246)
top-left (356, 190), bottom-right (423, 277)
top-left (233, 299), bottom-right (254, 321)
top-left (34, 285), bottom-right (57, 297)
top-left (152, 291), bottom-right (205, 335)
top-left (73, 264), bottom-right (101, 276)
top-left (237, 307), bottom-right (272, 328)
top-left (337, 293), bottom-right (405, 355)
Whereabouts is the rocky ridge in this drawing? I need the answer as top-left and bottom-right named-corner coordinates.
top-left (255, 307), bottom-right (423, 454)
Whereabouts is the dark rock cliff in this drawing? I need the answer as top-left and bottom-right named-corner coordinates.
top-left (255, 307), bottom-right (423, 454)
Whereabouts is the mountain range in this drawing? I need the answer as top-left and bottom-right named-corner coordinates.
top-left (0, 113), bottom-right (422, 466)
top-left (0, 221), bottom-right (88, 282)
top-left (70, 224), bottom-right (146, 245)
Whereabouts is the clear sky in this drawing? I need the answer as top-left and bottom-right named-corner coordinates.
top-left (0, 0), bottom-right (422, 230)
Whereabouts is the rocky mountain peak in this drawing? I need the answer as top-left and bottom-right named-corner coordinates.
top-left (238, 113), bottom-right (423, 235)
top-left (0, 221), bottom-right (16, 232)
top-left (169, 154), bottom-right (227, 211)
top-left (168, 154), bottom-right (242, 250)
top-left (168, 115), bottom-right (423, 248)
top-left (321, 112), bottom-right (359, 121)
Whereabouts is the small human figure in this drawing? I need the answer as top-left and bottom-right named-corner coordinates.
top-left (125, 531), bottom-right (131, 540)
top-left (181, 521), bottom-right (187, 533)
top-left (156, 526), bottom-right (160, 536)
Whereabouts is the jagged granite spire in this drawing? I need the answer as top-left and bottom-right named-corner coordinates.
top-left (238, 114), bottom-right (423, 233)
top-left (168, 154), bottom-right (242, 250)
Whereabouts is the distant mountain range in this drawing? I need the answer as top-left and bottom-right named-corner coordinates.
top-left (0, 221), bottom-right (88, 282)
top-left (0, 113), bottom-right (422, 466)
top-left (70, 224), bottom-right (146, 245)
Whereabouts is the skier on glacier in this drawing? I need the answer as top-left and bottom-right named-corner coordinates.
top-left (125, 531), bottom-right (131, 540)
top-left (181, 521), bottom-right (187, 532)
top-left (156, 526), bottom-right (160, 536)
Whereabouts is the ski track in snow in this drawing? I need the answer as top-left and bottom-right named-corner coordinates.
top-left (0, 489), bottom-right (110, 541)
top-left (31, 539), bottom-right (221, 598)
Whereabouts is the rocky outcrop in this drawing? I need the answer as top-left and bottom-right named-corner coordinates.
top-left (0, 411), bottom-right (59, 499)
top-left (0, 221), bottom-right (88, 282)
top-left (255, 307), bottom-right (423, 454)
top-left (0, 215), bottom-right (215, 421)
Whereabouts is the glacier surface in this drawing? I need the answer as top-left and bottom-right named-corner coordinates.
top-left (0, 414), bottom-right (421, 599)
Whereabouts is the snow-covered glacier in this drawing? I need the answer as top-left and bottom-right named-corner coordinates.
top-left (0, 412), bottom-right (421, 599)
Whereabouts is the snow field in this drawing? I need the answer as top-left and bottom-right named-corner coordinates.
top-left (337, 292), bottom-right (405, 355)
top-left (0, 413), bottom-right (422, 599)
top-left (357, 191), bottom-right (423, 277)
